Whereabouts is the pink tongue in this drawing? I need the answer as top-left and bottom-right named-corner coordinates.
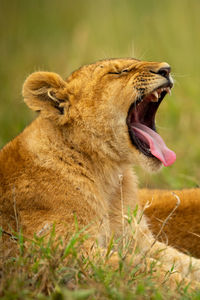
top-left (132, 123), bottom-right (176, 167)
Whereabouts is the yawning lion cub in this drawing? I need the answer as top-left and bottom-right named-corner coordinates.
top-left (0, 58), bottom-right (200, 286)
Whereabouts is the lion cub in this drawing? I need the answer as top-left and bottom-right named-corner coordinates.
top-left (0, 58), bottom-right (200, 285)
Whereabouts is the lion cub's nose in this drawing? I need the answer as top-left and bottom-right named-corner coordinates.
top-left (157, 66), bottom-right (171, 78)
top-left (151, 63), bottom-right (171, 78)
top-left (150, 63), bottom-right (173, 88)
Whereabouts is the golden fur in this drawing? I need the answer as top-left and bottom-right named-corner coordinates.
top-left (140, 188), bottom-right (200, 259)
top-left (1, 58), bottom-right (200, 286)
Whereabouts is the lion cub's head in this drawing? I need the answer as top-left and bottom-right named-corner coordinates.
top-left (23, 58), bottom-right (176, 172)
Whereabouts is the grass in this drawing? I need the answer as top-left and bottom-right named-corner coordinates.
top-left (1, 0), bottom-right (200, 298)
top-left (1, 223), bottom-right (200, 300)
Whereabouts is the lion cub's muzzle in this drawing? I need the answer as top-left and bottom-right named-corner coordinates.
top-left (126, 63), bottom-right (176, 167)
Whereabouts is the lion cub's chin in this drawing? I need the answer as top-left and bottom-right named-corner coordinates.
top-left (138, 152), bottom-right (163, 173)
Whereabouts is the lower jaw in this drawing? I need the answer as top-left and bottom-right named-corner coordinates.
top-left (137, 152), bottom-right (163, 173)
top-left (128, 130), bottom-right (163, 171)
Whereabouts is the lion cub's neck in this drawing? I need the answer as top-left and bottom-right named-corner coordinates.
top-left (21, 116), bottom-right (135, 202)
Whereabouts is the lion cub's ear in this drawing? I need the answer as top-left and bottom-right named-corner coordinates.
top-left (23, 72), bottom-right (69, 120)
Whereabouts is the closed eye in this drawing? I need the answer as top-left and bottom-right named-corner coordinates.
top-left (108, 68), bottom-right (130, 75)
top-left (122, 69), bottom-right (129, 73)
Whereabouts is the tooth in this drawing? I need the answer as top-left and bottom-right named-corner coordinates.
top-left (166, 87), bottom-right (171, 95)
top-left (151, 91), bottom-right (159, 102)
top-left (153, 91), bottom-right (158, 98)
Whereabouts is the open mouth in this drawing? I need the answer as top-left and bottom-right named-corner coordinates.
top-left (126, 84), bottom-right (176, 167)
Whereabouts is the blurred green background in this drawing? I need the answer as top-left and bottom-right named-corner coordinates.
top-left (0, 0), bottom-right (200, 189)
